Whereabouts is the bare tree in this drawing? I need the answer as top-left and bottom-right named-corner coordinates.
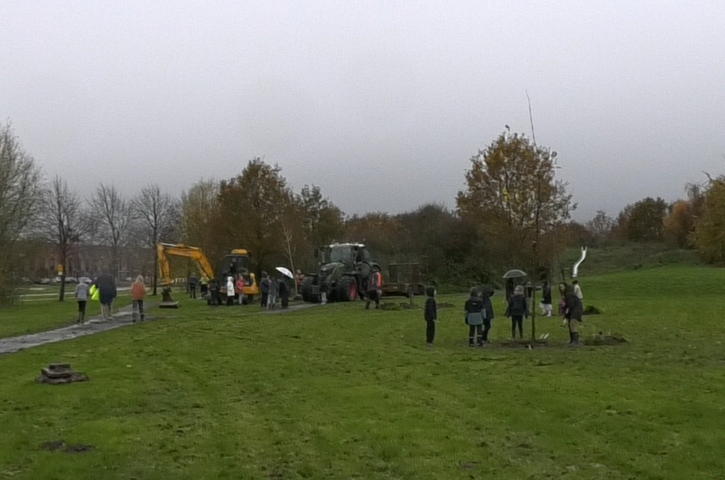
top-left (89, 183), bottom-right (135, 278)
top-left (0, 123), bottom-right (44, 303)
top-left (132, 184), bottom-right (179, 295)
top-left (37, 175), bottom-right (92, 301)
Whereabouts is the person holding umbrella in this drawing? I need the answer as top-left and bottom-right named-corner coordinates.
top-left (275, 267), bottom-right (294, 308)
top-left (93, 273), bottom-right (117, 321)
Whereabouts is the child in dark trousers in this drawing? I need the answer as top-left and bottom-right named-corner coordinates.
top-left (423, 286), bottom-right (437, 346)
top-left (505, 285), bottom-right (529, 339)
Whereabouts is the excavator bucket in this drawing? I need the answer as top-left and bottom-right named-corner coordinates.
top-left (159, 287), bottom-right (179, 309)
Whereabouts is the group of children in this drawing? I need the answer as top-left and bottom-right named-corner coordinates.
top-left (422, 279), bottom-right (585, 347)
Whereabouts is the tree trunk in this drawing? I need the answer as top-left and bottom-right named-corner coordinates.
top-left (530, 283), bottom-right (536, 341)
top-left (152, 248), bottom-right (158, 296)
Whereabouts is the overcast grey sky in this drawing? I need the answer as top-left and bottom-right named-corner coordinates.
top-left (2, 1), bottom-right (724, 221)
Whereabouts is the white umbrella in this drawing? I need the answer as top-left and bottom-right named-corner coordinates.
top-left (275, 267), bottom-right (294, 279)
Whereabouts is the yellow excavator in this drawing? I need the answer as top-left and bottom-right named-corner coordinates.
top-left (156, 243), bottom-right (259, 302)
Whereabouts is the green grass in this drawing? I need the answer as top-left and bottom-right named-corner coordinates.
top-left (1, 266), bottom-right (725, 479)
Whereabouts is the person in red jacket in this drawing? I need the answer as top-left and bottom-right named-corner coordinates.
top-left (131, 275), bottom-right (147, 322)
top-left (365, 264), bottom-right (383, 310)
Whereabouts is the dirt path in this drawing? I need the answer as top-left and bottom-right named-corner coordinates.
top-left (0, 302), bottom-right (318, 355)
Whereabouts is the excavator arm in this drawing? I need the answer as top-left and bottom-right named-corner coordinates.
top-left (157, 243), bottom-right (216, 286)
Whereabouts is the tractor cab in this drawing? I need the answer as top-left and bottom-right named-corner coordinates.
top-left (318, 243), bottom-right (372, 267)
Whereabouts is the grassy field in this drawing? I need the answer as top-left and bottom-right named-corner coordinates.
top-left (1, 266), bottom-right (724, 479)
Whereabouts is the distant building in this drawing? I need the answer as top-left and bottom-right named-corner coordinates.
top-left (18, 243), bottom-right (154, 281)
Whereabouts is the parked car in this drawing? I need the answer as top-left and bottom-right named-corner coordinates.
top-left (79, 276), bottom-right (93, 284)
top-left (36, 278), bottom-right (51, 285)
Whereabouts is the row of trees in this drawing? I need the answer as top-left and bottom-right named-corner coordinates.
top-left (5, 117), bottom-right (723, 305)
top-left (0, 122), bottom-right (584, 304)
top-left (0, 123), bottom-right (180, 302)
top-left (570, 175), bottom-right (725, 263)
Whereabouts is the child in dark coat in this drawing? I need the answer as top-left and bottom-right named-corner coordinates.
top-left (465, 287), bottom-right (485, 347)
top-left (423, 286), bottom-right (437, 346)
top-left (505, 285), bottom-right (528, 340)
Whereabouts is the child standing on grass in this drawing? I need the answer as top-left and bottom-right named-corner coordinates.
top-left (236, 275), bottom-right (245, 306)
top-left (225, 276), bottom-right (235, 307)
top-left (424, 286), bottom-right (437, 346)
top-left (464, 287), bottom-right (485, 347)
top-left (480, 286), bottom-right (495, 344)
top-left (505, 285), bottom-right (528, 340)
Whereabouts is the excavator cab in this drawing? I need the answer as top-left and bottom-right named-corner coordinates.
top-left (217, 250), bottom-right (257, 302)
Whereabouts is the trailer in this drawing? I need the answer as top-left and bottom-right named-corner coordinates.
top-left (382, 262), bottom-right (426, 298)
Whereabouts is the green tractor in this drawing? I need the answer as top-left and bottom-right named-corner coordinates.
top-left (301, 243), bottom-right (376, 303)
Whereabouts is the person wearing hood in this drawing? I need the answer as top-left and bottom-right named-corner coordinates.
top-left (505, 285), bottom-right (528, 340)
top-left (479, 285), bottom-right (495, 344)
top-left (564, 284), bottom-right (584, 346)
top-left (464, 287), bottom-right (485, 347)
top-left (225, 276), bottom-right (235, 306)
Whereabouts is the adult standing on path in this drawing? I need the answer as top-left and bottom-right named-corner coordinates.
top-left (200, 274), bottom-right (209, 297)
top-left (189, 273), bottom-right (198, 299)
top-left (94, 274), bottom-right (117, 321)
top-left (267, 275), bottom-right (278, 309)
top-left (279, 277), bottom-right (289, 309)
top-left (294, 269), bottom-right (304, 296)
top-left (564, 284), bottom-right (584, 346)
top-left (74, 279), bottom-right (89, 323)
top-left (131, 275), bottom-right (147, 322)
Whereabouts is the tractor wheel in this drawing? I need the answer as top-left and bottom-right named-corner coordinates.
top-left (245, 295), bottom-right (254, 305)
top-left (339, 276), bottom-right (358, 301)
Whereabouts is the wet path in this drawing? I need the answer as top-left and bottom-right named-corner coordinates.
top-left (0, 302), bottom-right (317, 355)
